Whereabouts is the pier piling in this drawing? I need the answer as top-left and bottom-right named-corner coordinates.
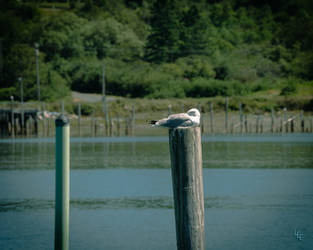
top-left (169, 127), bottom-right (205, 250)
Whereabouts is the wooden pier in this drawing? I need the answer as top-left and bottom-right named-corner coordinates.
top-left (0, 109), bottom-right (39, 137)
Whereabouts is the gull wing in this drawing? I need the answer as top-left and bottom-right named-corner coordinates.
top-left (156, 113), bottom-right (192, 128)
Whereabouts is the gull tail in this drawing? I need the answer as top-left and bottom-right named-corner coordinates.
top-left (148, 120), bottom-right (158, 126)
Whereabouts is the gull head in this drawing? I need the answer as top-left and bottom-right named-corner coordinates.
top-left (187, 108), bottom-right (200, 118)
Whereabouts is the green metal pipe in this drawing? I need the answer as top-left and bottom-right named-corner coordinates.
top-left (55, 115), bottom-right (70, 250)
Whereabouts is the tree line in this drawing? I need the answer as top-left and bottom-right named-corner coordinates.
top-left (1, 0), bottom-right (313, 101)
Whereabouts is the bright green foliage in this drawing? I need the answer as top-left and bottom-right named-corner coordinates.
top-left (38, 12), bottom-right (86, 60)
top-left (81, 18), bottom-right (144, 60)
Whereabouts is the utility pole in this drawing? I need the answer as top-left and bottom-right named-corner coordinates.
top-left (102, 63), bottom-right (106, 113)
top-left (35, 43), bottom-right (40, 102)
top-left (18, 77), bottom-right (24, 135)
top-left (102, 63), bottom-right (109, 135)
top-left (0, 39), bottom-right (3, 81)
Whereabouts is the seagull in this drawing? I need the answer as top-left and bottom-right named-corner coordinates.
top-left (149, 108), bottom-right (200, 128)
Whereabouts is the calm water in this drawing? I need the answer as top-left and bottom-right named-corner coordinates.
top-left (0, 134), bottom-right (313, 249)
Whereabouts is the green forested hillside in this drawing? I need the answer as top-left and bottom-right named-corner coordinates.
top-left (1, 0), bottom-right (313, 103)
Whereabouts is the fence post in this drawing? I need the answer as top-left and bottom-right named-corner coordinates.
top-left (169, 127), bottom-right (205, 250)
top-left (271, 109), bottom-right (274, 133)
top-left (91, 110), bottom-right (95, 137)
top-left (225, 97), bottom-right (228, 133)
top-left (256, 112), bottom-right (260, 133)
top-left (239, 102), bottom-right (243, 134)
top-left (284, 108), bottom-right (288, 133)
top-left (125, 117), bottom-right (129, 136)
top-left (197, 103), bottom-right (204, 133)
top-left (109, 116), bottom-right (113, 136)
top-left (10, 96), bottom-right (14, 138)
top-left (279, 113), bottom-right (283, 133)
top-left (42, 102), bottom-right (46, 137)
top-left (54, 115), bottom-right (70, 250)
top-left (209, 102), bottom-right (214, 134)
top-left (117, 112), bottom-right (120, 136)
top-left (290, 116), bottom-right (294, 133)
top-left (300, 111), bottom-right (304, 133)
top-left (61, 101), bottom-right (64, 115)
top-left (131, 104), bottom-right (135, 136)
top-left (168, 104), bottom-right (172, 116)
top-left (34, 113), bottom-right (38, 137)
top-left (244, 114), bottom-right (248, 134)
top-left (94, 117), bottom-right (97, 136)
top-left (78, 103), bottom-right (81, 137)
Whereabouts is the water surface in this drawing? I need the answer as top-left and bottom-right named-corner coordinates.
top-left (0, 134), bottom-right (313, 249)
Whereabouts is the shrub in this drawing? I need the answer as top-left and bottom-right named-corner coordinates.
top-left (185, 78), bottom-right (248, 97)
top-left (73, 103), bottom-right (93, 116)
top-left (0, 87), bottom-right (16, 101)
top-left (280, 81), bottom-right (297, 96)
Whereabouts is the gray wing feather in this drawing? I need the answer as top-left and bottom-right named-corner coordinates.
top-left (156, 113), bottom-right (191, 128)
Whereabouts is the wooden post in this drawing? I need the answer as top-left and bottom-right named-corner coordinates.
top-left (131, 104), bottom-right (135, 136)
top-left (230, 120), bottom-right (234, 134)
top-left (19, 78), bottom-right (25, 136)
top-left (124, 117), bottom-right (129, 136)
top-left (279, 113), bottom-right (283, 133)
top-left (47, 117), bottom-right (50, 137)
top-left (78, 103), bottom-right (81, 137)
top-left (102, 63), bottom-right (106, 114)
top-left (94, 117), bottom-right (97, 136)
top-left (10, 96), bottom-right (14, 138)
top-left (28, 115), bottom-right (32, 137)
top-left (109, 116), bottom-right (113, 136)
top-left (91, 110), bottom-right (95, 137)
top-left (260, 114), bottom-right (263, 133)
top-left (256, 112), bottom-right (260, 133)
top-left (225, 97), bottom-right (228, 133)
top-left (168, 104), bottom-right (172, 116)
top-left (244, 114), bottom-right (248, 134)
top-left (197, 103), bottom-right (204, 133)
top-left (271, 109), bottom-right (274, 133)
top-left (55, 115), bottom-right (70, 250)
top-left (284, 108), bottom-right (288, 133)
top-left (117, 113), bottom-right (120, 136)
top-left (105, 106), bottom-right (109, 136)
top-left (34, 113), bottom-right (38, 136)
top-left (290, 116), bottom-right (294, 133)
top-left (239, 102), bottom-right (243, 134)
top-left (61, 101), bottom-right (64, 115)
top-left (0, 111), bottom-right (2, 137)
top-left (169, 127), bottom-right (205, 250)
top-left (35, 43), bottom-right (41, 102)
top-left (209, 102), bottom-right (213, 134)
top-left (300, 111), bottom-right (304, 133)
top-left (181, 103), bottom-right (184, 113)
top-left (42, 103), bottom-right (46, 137)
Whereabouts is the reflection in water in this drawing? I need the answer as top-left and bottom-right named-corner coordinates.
top-left (2, 195), bottom-right (312, 212)
top-left (0, 135), bottom-right (312, 170)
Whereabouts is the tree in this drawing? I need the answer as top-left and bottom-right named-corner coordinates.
top-left (179, 5), bottom-right (208, 57)
top-left (145, 0), bottom-right (181, 63)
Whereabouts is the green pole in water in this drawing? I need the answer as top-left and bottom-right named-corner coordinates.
top-left (55, 115), bottom-right (70, 250)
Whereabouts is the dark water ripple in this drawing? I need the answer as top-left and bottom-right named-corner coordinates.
top-left (2, 195), bottom-right (313, 212)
